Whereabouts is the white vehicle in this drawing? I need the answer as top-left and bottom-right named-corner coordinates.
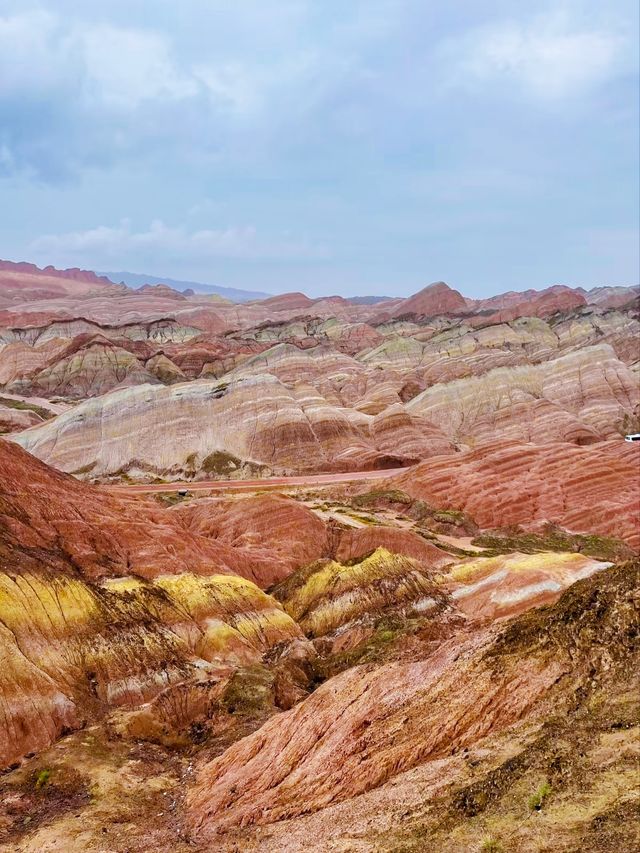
top-left (624, 433), bottom-right (640, 442)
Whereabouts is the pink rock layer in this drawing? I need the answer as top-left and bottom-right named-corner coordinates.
top-left (389, 439), bottom-right (640, 549)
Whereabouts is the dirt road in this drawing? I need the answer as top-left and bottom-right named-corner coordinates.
top-left (104, 467), bottom-right (407, 495)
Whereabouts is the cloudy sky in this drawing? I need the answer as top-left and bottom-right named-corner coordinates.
top-left (0, 0), bottom-right (638, 297)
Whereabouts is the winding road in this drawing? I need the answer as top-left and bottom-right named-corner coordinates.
top-left (105, 467), bottom-right (408, 495)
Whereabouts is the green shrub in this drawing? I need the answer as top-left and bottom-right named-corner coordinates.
top-left (0, 396), bottom-right (54, 421)
top-left (34, 769), bottom-right (51, 791)
top-left (471, 526), bottom-right (633, 562)
top-left (222, 665), bottom-right (274, 714)
top-left (528, 780), bottom-right (552, 811)
top-left (201, 450), bottom-right (241, 475)
top-left (352, 489), bottom-right (413, 508)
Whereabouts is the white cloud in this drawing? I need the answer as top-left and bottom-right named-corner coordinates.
top-left (0, 11), bottom-right (206, 110)
top-left (440, 10), bottom-right (628, 99)
top-left (0, 8), bottom-right (271, 177)
top-left (0, 10), bottom-right (73, 96)
top-left (30, 219), bottom-right (329, 263)
top-left (0, 7), bottom-right (349, 121)
top-left (0, 6), bottom-right (355, 178)
top-left (0, 1), bottom-right (434, 181)
top-left (79, 25), bottom-right (199, 109)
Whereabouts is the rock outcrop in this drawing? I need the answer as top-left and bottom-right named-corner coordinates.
top-left (272, 548), bottom-right (453, 637)
top-left (0, 562), bottom-right (303, 768)
top-left (10, 375), bottom-right (453, 479)
top-left (406, 343), bottom-right (638, 445)
top-left (436, 550), bottom-right (610, 620)
top-left (0, 439), bottom-right (328, 586)
top-left (392, 281), bottom-right (468, 318)
top-left (388, 439), bottom-right (640, 548)
top-left (187, 561), bottom-right (637, 841)
top-left (0, 402), bottom-right (43, 432)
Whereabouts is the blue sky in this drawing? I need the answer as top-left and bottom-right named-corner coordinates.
top-left (0, 0), bottom-right (638, 297)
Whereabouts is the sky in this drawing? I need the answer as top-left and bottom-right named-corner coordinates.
top-left (0, 1), bottom-right (638, 298)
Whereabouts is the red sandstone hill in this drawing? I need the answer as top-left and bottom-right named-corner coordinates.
top-left (387, 438), bottom-right (640, 549)
top-left (0, 260), bottom-right (116, 287)
top-left (135, 283), bottom-right (188, 300)
top-left (392, 281), bottom-right (468, 317)
top-left (491, 287), bottom-right (587, 322)
top-left (0, 438), bottom-right (330, 586)
top-left (257, 291), bottom-right (315, 310)
top-left (0, 259), bottom-right (123, 298)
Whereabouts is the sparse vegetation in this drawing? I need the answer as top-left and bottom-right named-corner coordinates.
top-left (408, 500), bottom-right (480, 534)
top-left (472, 524), bottom-right (633, 562)
top-left (352, 489), bottom-right (413, 508)
top-left (480, 838), bottom-right (503, 852)
top-left (415, 528), bottom-right (476, 556)
top-left (342, 510), bottom-right (380, 525)
top-left (70, 461), bottom-right (97, 475)
top-left (527, 780), bottom-right (552, 811)
top-left (0, 396), bottom-right (54, 421)
top-left (616, 410), bottom-right (640, 437)
top-left (310, 614), bottom-right (441, 681)
top-left (433, 509), bottom-right (467, 525)
top-left (221, 665), bottom-right (275, 715)
top-left (34, 768), bottom-right (51, 791)
top-left (202, 449), bottom-right (242, 475)
top-left (155, 491), bottom-right (189, 507)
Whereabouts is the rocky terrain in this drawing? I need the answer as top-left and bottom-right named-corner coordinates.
top-left (0, 436), bottom-right (638, 852)
top-left (0, 260), bottom-right (638, 852)
top-left (2, 261), bottom-right (638, 481)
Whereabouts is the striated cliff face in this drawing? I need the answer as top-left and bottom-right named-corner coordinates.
top-left (9, 337), bottom-right (639, 480)
top-left (388, 439), bottom-right (640, 549)
top-left (406, 343), bottom-right (639, 445)
top-left (9, 375), bottom-right (453, 479)
top-left (0, 567), bottom-right (303, 768)
top-left (5, 314), bottom-right (638, 480)
top-left (2, 266), bottom-right (638, 483)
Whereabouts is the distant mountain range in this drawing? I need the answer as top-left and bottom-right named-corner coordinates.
top-left (100, 270), bottom-right (272, 303)
top-left (101, 270), bottom-right (393, 304)
top-left (346, 295), bottom-right (392, 304)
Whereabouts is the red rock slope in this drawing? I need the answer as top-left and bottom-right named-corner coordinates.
top-left (388, 439), bottom-right (640, 549)
top-left (186, 561), bottom-right (637, 841)
top-left (0, 439), bottom-right (329, 586)
top-left (0, 259), bottom-right (122, 298)
top-left (392, 281), bottom-right (467, 317)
